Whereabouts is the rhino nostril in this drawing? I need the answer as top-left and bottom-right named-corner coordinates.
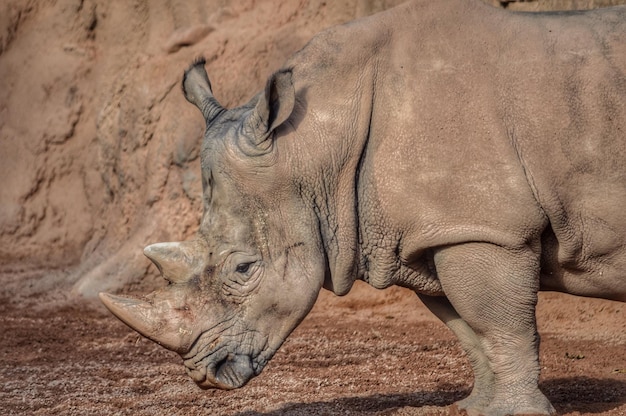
top-left (214, 354), bottom-right (255, 389)
top-left (215, 352), bottom-right (236, 374)
top-left (215, 356), bottom-right (230, 375)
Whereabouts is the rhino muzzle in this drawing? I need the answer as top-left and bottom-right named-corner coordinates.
top-left (100, 239), bottom-right (273, 390)
top-left (101, 288), bottom-right (266, 390)
top-left (184, 350), bottom-right (257, 390)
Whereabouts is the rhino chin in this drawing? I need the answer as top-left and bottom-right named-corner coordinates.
top-left (195, 354), bottom-right (256, 390)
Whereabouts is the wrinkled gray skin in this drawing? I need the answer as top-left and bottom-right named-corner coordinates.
top-left (100, 1), bottom-right (626, 415)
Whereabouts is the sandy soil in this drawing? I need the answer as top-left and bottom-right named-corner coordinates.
top-left (1, 272), bottom-right (624, 416)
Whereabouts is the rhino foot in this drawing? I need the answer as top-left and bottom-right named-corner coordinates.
top-left (452, 393), bottom-right (491, 415)
top-left (451, 404), bottom-right (555, 416)
top-left (454, 394), bottom-right (555, 416)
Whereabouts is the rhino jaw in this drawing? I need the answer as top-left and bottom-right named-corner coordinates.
top-left (99, 292), bottom-right (197, 353)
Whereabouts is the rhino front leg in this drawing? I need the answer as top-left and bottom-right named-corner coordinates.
top-left (417, 294), bottom-right (495, 412)
top-left (433, 242), bottom-right (555, 416)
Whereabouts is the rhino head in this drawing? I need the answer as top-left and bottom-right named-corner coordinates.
top-left (99, 58), bottom-right (328, 389)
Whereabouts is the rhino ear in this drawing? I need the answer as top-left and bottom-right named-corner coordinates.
top-left (182, 57), bottom-right (225, 124)
top-left (242, 69), bottom-right (295, 155)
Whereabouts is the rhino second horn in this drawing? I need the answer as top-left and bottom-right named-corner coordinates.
top-left (182, 57), bottom-right (224, 124)
top-left (99, 293), bottom-right (192, 353)
top-left (144, 242), bottom-right (196, 284)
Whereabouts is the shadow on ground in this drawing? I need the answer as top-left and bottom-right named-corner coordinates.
top-left (544, 377), bottom-right (626, 414)
top-left (234, 388), bottom-right (466, 415)
top-left (235, 377), bottom-right (626, 416)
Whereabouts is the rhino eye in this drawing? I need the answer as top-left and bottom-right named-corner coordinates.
top-left (235, 262), bottom-right (253, 274)
top-left (223, 259), bottom-right (262, 301)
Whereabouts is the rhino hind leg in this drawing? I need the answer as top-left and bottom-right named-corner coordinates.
top-left (417, 294), bottom-right (495, 412)
top-left (432, 242), bottom-right (556, 416)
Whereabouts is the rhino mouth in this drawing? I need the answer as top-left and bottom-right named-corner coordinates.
top-left (183, 334), bottom-right (269, 390)
top-left (185, 352), bottom-right (259, 390)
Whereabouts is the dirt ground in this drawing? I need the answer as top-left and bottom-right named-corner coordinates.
top-left (1, 270), bottom-right (624, 416)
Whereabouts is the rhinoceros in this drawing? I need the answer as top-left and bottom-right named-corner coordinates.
top-left (99, 0), bottom-right (626, 414)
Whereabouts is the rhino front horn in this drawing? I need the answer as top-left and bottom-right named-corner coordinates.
top-left (99, 293), bottom-right (196, 353)
top-left (182, 57), bottom-right (224, 124)
top-left (144, 241), bottom-right (201, 284)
